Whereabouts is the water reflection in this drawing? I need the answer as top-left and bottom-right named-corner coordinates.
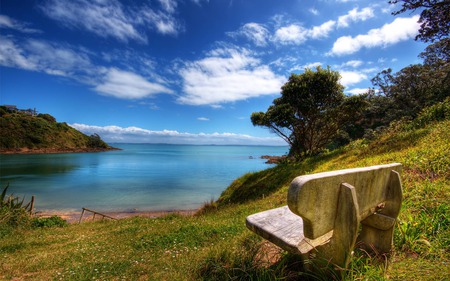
top-left (0, 145), bottom-right (287, 212)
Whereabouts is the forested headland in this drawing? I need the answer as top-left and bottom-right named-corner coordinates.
top-left (0, 106), bottom-right (117, 154)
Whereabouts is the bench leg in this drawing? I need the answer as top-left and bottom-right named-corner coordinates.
top-left (358, 170), bottom-right (403, 255)
top-left (306, 182), bottom-right (360, 270)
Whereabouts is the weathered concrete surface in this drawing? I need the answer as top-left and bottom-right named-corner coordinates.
top-left (287, 163), bottom-right (402, 239)
top-left (246, 206), bottom-right (304, 254)
top-left (246, 163), bottom-right (403, 270)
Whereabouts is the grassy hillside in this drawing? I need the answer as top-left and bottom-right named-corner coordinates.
top-left (1, 118), bottom-right (449, 279)
top-left (0, 107), bottom-right (114, 153)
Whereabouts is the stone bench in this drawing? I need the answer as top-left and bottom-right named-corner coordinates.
top-left (246, 163), bottom-right (402, 269)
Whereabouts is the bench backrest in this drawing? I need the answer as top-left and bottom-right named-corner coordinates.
top-left (287, 163), bottom-right (402, 239)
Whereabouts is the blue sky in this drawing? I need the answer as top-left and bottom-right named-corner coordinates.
top-left (0, 0), bottom-right (426, 145)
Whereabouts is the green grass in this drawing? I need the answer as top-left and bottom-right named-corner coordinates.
top-left (1, 120), bottom-right (449, 280)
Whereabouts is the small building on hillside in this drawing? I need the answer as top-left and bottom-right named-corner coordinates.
top-left (3, 105), bottom-right (18, 112)
top-left (1, 105), bottom-right (38, 116)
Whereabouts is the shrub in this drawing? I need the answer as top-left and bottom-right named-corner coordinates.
top-left (87, 133), bottom-right (109, 148)
top-left (0, 184), bottom-right (32, 228)
top-left (38, 113), bottom-right (57, 123)
top-left (32, 216), bottom-right (68, 228)
top-left (413, 97), bottom-right (450, 127)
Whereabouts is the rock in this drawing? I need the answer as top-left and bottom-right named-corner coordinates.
top-left (261, 155), bottom-right (287, 164)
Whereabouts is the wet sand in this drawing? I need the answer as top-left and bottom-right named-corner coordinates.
top-left (36, 209), bottom-right (197, 224)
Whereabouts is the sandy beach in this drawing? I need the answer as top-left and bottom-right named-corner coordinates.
top-left (36, 209), bottom-right (198, 224)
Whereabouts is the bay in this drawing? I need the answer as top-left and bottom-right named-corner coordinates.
top-left (0, 144), bottom-right (287, 212)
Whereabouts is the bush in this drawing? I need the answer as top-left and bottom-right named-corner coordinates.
top-left (87, 133), bottom-right (109, 149)
top-left (0, 184), bottom-right (32, 228)
top-left (413, 97), bottom-right (450, 127)
top-left (32, 216), bottom-right (68, 228)
top-left (38, 113), bottom-right (57, 123)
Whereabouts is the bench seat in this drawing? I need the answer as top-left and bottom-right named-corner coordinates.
top-left (246, 163), bottom-right (403, 271)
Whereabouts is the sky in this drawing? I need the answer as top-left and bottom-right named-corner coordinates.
top-left (0, 0), bottom-right (427, 145)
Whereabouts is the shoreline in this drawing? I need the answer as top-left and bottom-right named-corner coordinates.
top-left (35, 208), bottom-right (198, 224)
top-left (0, 147), bottom-right (121, 155)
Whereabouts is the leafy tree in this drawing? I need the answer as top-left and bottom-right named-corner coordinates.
top-left (38, 113), bottom-right (56, 123)
top-left (420, 38), bottom-right (450, 65)
top-left (389, 0), bottom-right (450, 43)
top-left (251, 67), bottom-right (367, 158)
top-left (419, 38), bottom-right (450, 98)
top-left (371, 62), bottom-right (449, 124)
top-left (87, 133), bottom-right (109, 149)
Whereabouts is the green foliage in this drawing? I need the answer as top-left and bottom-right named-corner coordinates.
top-left (1, 183), bottom-right (32, 213)
top-left (217, 163), bottom-right (304, 205)
top-left (37, 113), bottom-right (56, 123)
top-left (31, 216), bottom-right (68, 228)
top-left (87, 133), bottom-right (109, 149)
top-left (413, 97), bottom-right (450, 127)
top-left (370, 63), bottom-right (449, 125)
top-left (0, 106), bottom-right (9, 117)
top-left (0, 110), bottom-right (113, 151)
top-left (195, 234), bottom-right (292, 281)
top-left (0, 184), bottom-right (33, 236)
top-left (0, 119), bottom-right (449, 280)
top-left (389, 0), bottom-right (450, 43)
top-left (419, 38), bottom-right (450, 65)
top-left (251, 67), bottom-right (367, 158)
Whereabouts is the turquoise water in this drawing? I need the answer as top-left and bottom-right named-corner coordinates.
top-left (0, 144), bottom-right (287, 212)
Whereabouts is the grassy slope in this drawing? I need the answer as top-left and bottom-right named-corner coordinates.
top-left (1, 120), bottom-right (449, 280)
top-left (0, 112), bottom-right (111, 151)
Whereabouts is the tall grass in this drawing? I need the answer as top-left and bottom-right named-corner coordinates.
top-left (0, 184), bottom-right (32, 232)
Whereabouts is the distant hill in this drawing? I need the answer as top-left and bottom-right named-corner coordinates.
top-left (0, 106), bottom-right (117, 154)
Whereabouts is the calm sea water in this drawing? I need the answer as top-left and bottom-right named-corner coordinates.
top-left (0, 144), bottom-right (287, 212)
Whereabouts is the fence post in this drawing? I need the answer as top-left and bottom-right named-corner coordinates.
top-left (30, 196), bottom-right (35, 215)
top-left (79, 208), bottom-right (86, 224)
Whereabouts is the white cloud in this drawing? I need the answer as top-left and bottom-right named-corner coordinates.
top-left (309, 20), bottom-right (336, 39)
top-left (95, 68), bottom-right (173, 99)
top-left (40, 0), bottom-right (146, 43)
top-left (0, 36), bottom-right (92, 77)
top-left (228, 23), bottom-right (270, 47)
top-left (273, 20), bottom-right (335, 45)
top-left (330, 16), bottom-right (420, 56)
top-left (39, 0), bottom-right (183, 42)
top-left (178, 47), bottom-right (285, 106)
top-left (309, 8), bottom-right (319, 15)
top-left (338, 7), bottom-right (375, 28)
top-left (341, 60), bottom-right (363, 68)
top-left (70, 123), bottom-right (286, 145)
top-left (26, 40), bottom-right (92, 76)
top-left (339, 70), bottom-right (368, 87)
top-left (273, 24), bottom-right (308, 45)
top-left (303, 62), bottom-right (323, 69)
top-left (159, 0), bottom-right (177, 13)
top-left (0, 15), bottom-right (41, 33)
top-left (0, 35), bottom-right (173, 100)
top-left (191, 0), bottom-right (210, 5)
top-left (0, 36), bottom-right (37, 71)
top-left (346, 88), bottom-right (371, 95)
top-left (139, 9), bottom-right (182, 36)
top-left (289, 62), bottom-right (322, 72)
top-left (197, 117), bottom-right (209, 121)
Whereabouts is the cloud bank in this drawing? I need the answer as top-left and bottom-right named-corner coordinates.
top-left (71, 123), bottom-right (286, 146)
